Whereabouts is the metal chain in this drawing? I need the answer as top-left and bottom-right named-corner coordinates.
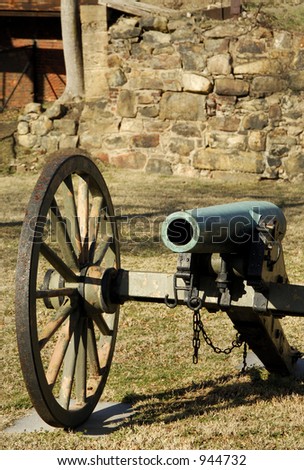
top-left (192, 309), bottom-right (247, 370)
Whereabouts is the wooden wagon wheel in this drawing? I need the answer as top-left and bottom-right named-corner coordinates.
top-left (15, 150), bottom-right (120, 428)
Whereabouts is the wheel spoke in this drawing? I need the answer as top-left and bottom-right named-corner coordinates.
top-left (46, 308), bottom-right (79, 388)
top-left (36, 288), bottom-right (78, 299)
top-left (88, 196), bottom-right (104, 262)
top-left (78, 177), bottom-right (89, 265)
top-left (61, 175), bottom-right (82, 259)
top-left (87, 318), bottom-right (101, 377)
top-left (59, 313), bottom-right (81, 409)
top-left (38, 300), bottom-right (76, 350)
top-left (93, 236), bottom-right (113, 265)
top-left (75, 318), bottom-right (87, 406)
top-left (40, 242), bottom-right (78, 282)
top-left (50, 198), bottom-right (79, 271)
top-left (93, 313), bottom-right (112, 337)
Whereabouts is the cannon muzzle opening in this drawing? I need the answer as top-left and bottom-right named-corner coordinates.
top-left (166, 217), bottom-right (195, 247)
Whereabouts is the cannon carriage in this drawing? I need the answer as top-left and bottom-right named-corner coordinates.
top-left (15, 149), bottom-right (304, 429)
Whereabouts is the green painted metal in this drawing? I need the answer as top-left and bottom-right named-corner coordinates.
top-left (161, 201), bottom-right (287, 254)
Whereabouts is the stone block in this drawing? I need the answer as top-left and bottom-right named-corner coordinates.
top-left (161, 71), bottom-right (183, 91)
top-left (171, 28), bottom-right (199, 43)
top-left (17, 133), bottom-right (38, 148)
top-left (251, 77), bottom-right (288, 96)
top-left (236, 39), bottom-right (266, 55)
top-left (167, 137), bottom-right (195, 156)
top-left (108, 54), bottom-right (123, 68)
top-left (168, 18), bottom-right (193, 33)
top-left (145, 158), bottom-right (172, 175)
top-left (117, 90), bottom-right (137, 118)
top-left (142, 119), bottom-right (170, 133)
top-left (24, 102), bottom-right (42, 114)
top-left (127, 70), bottom-right (163, 90)
top-left (139, 16), bottom-right (168, 33)
top-left (53, 119), bottom-right (76, 136)
top-left (142, 31), bottom-right (171, 45)
top-left (80, 5), bottom-right (107, 29)
top-left (150, 54), bottom-right (181, 70)
top-left (172, 163), bottom-right (200, 178)
top-left (294, 50), bottom-right (304, 71)
top-left (159, 92), bottom-right (206, 121)
top-left (153, 45), bottom-right (175, 56)
top-left (79, 131), bottom-right (102, 149)
top-left (242, 113), bottom-right (268, 130)
top-left (208, 131), bottom-right (247, 151)
top-left (283, 151), bottom-right (304, 177)
top-left (106, 68), bottom-right (127, 87)
top-left (103, 134), bottom-right (131, 150)
top-left (17, 121), bottom-right (29, 135)
top-left (45, 103), bottom-right (66, 120)
top-left (208, 116), bottom-right (240, 132)
top-left (81, 100), bottom-right (112, 121)
top-left (193, 148), bottom-right (264, 174)
top-left (171, 122), bottom-right (201, 138)
top-left (273, 31), bottom-right (292, 49)
top-left (182, 73), bottom-right (212, 94)
top-left (213, 94), bottom-right (237, 113)
top-left (133, 134), bottom-right (160, 148)
top-left (110, 151), bottom-right (147, 170)
top-left (179, 44), bottom-right (206, 71)
top-left (248, 131), bottom-right (266, 152)
top-left (204, 38), bottom-right (229, 54)
top-left (83, 47), bottom-right (108, 67)
top-left (79, 119), bottom-right (120, 148)
top-left (207, 54), bottom-right (232, 75)
top-left (31, 115), bottom-right (53, 136)
top-left (0, 134), bottom-right (15, 174)
top-left (59, 135), bottom-right (79, 149)
top-left (267, 129), bottom-right (297, 147)
top-left (110, 25), bottom-right (142, 40)
top-left (137, 90), bottom-right (161, 105)
top-left (215, 78), bottom-right (249, 97)
top-left (41, 135), bottom-right (59, 153)
top-left (84, 69), bottom-right (109, 99)
top-left (289, 71), bottom-right (304, 91)
top-left (204, 24), bottom-right (246, 39)
top-left (234, 59), bottom-right (281, 75)
top-left (138, 105), bottom-right (159, 118)
top-left (120, 118), bottom-right (144, 133)
top-left (269, 104), bottom-right (282, 124)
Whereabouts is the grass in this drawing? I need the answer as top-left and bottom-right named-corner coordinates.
top-left (0, 164), bottom-right (303, 450)
top-left (243, 1), bottom-right (304, 32)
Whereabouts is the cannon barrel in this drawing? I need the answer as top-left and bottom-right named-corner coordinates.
top-left (161, 201), bottom-right (286, 254)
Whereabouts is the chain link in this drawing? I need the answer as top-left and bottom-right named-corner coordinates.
top-left (193, 309), bottom-right (247, 371)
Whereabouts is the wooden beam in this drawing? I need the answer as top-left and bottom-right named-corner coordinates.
top-left (231, 0), bottom-right (241, 16)
top-left (98, 0), bottom-right (173, 17)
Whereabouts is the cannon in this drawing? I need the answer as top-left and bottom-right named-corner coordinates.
top-left (15, 150), bottom-right (304, 429)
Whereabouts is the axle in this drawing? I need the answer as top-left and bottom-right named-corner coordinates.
top-left (110, 269), bottom-right (304, 318)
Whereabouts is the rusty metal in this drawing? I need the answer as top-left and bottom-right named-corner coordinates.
top-left (15, 149), bottom-right (303, 429)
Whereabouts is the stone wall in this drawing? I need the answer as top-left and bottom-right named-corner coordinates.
top-left (15, 7), bottom-right (304, 181)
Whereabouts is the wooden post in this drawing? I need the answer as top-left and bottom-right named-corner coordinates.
top-left (230, 0), bottom-right (241, 16)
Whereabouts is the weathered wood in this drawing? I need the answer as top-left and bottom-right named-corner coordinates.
top-left (230, 0), bottom-right (241, 16)
top-left (98, 0), bottom-right (173, 17)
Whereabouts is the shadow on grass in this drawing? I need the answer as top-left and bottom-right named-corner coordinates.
top-left (121, 370), bottom-right (304, 426)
